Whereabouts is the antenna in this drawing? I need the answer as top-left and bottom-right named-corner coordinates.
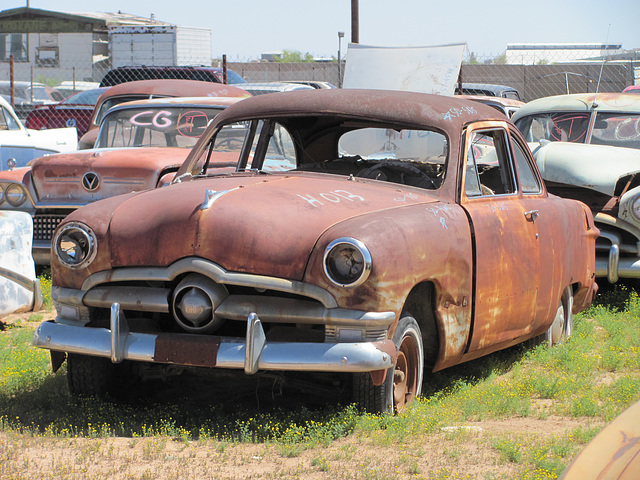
top-left (593, 24), bottom-right (611, 108)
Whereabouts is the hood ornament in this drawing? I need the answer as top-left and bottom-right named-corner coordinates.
top-left (82, 172), bottom-right (100, 191)
top-left (201, 188), bottom-right (239, 210)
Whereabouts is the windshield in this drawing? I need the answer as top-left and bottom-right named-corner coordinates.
top-left (591, 113), bottom-right (640, 150)
top-left (516, 112), bottom-right (590, 143)
top-left (96, 106), bottom-right (224, 149)
top-left (186, 119), bottom-right (448, 190)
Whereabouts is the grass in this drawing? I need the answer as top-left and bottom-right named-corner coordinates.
top-left (1, 279), bottom-right (640, 478)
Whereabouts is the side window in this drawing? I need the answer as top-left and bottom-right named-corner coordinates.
top-left (511, 135), bottom-right (541, 194)
top-left (465, 129), bottom-right (515, 197)
top-left (194, 121), bottom-right (252, 174)
top-left (263, 123), bottom-right (297, 171)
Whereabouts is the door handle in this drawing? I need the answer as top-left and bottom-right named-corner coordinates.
top-left (524, 210), bottom-right (539, 222)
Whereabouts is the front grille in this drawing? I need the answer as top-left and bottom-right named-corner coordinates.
top-left (33, 214), bottom-right (68, 241)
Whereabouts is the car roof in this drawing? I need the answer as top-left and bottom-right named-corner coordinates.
top-left (105, 96), bottom-right (246, 112)
top-left (208, 88), bottom-right (505, 133)
top-left (512, 93), bottom-right (640, 122)
top-left (94, 79), bottom-right (250, 105)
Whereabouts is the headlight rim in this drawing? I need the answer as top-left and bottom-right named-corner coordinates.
top-left (54, 222), bottom-right (98, 269)
top-left (5, 183), bottom-right (27, 207)
top-left (631, 195), bottom-right (640, 223)
top-left (0, 184), bottom-right (4, 205)
top-left (323, 236), bottom-right (372, 288)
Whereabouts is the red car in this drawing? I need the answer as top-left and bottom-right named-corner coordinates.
top-left (25, 88), bottom-right (107, 138)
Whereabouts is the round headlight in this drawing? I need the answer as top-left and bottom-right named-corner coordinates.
top-left (0, 185), bottom-right (4, 205)
top-left (631, 195), bottom-right (640, 222)
top-left (5, 183), bottom-right (27, 207)
top-left (54, 222), bottom-right (97, 269)
top-left (323, 237), bottom-right (372, 288)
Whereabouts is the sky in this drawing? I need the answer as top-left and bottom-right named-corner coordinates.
top-left (5, 0), bottom-right (639, 61)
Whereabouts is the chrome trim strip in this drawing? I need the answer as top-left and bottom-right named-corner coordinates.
top-left (81, 257), bottom-right (338, 308)
top-left (55, 287), bottom-right (395, 328)
top-left (84, 286), bottom-right (171, 313)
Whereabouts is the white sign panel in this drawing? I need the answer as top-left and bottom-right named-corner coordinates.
top-left (343, 43), bottom-right (466, 96)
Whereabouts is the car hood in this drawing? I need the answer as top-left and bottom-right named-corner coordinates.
top-left (106, 173), bottom-right (439, 280)
top-left (532, 142), bottom-right (640, 196)
top-left (30, 147), bottom-right (195, 203)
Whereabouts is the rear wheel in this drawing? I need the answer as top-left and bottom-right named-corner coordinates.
top-left (352, 315), bottom-right (424, 414)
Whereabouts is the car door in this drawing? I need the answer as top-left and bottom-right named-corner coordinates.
top-left (460, 121), bottom-right (544, 352)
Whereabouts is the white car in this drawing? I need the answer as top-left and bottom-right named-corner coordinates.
top-left (0, 211), bottom-right (42, 318)
top-left (0, 95), bottom-right (78, 171)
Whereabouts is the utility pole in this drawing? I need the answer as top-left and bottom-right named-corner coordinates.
top-left (351, 0), bottom-right (359, 44)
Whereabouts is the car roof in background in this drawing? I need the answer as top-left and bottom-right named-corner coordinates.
top-left (512, 92), bottom-right (640, 121)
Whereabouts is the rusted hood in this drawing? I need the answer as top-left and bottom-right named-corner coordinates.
top-left (107, 173), bottom-right (439, 280)
top-left (30, 148), bottom-right (190, 203)
top-left (532, 142), bottom-right (640, 196)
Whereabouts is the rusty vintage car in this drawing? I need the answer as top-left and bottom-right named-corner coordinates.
top-left (0, 96), bottom-right (245, 265)
top-left (33, 90), bottom-right (598, 413)
top-left (513, 93), bottom-right (640, 283)
top-left (78, 79), bottom-right (250, 149)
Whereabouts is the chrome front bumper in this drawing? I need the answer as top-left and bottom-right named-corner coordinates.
top-left (33, 303), bottom-right (396, 374)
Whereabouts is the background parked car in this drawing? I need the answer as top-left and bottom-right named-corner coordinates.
top-left (0, 95), bottom-right (77, 171)
top-left (460, 83), bottom-right (522, 101)
top-left (25, 87), bottom-right (107, 138)
top-left (99, 66), bottom-right (247, 87)
top-left (513, 92), bottom-right (640, 283)
top-left (0, 95), bottom-right (245, 265)
top-left (0, 81), bottom-right (63, 120)
top-left (78, 79), bottom-right (251, 149)
top-left (33, 90), bottom-right (597, 415)
top-left (236, 82), bottom-right (315, 96)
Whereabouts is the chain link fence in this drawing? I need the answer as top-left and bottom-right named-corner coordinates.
top-left (1, 49), bottom-right (637, 120)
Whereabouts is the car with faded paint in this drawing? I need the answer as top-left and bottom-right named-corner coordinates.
top-left (33, 89), bottom-right (598, 414)
top-left (0, 95), bottom-right (77, 171)
top-left (560, 399), bottom-right (640, 479)
top-left (0, 211), bottom-right (42, 318)
top-left (25, 87), bottom-right (107, 139)
top-left (78, 79), bottom-right (251, 149)
top-left (457, 94), bottom-right (524, 118)
top-left (0, 96), bottom-right (245, 265)
top-left (513, 93), bottom-right (640, 283)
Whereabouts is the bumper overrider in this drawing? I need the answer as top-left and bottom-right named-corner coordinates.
top-left (32, 259), bottom-right (397, 376)
top-left (594, 215), bottom-right (640, 283)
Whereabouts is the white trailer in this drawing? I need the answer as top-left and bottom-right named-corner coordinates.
top-left (109, 25), bottom-right (212, 67)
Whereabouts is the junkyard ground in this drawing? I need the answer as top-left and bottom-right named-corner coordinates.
top-left (0, 301), bottom-right (631, 479)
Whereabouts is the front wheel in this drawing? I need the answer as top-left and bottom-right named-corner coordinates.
top-left (352, 315), bottom-right (424, 414)
top-left (545, 286), bottom-right (574, 347)
top-left (67, 353), bottom-right (138, 399)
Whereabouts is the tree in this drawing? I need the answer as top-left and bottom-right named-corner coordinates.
top-left (276, 49), bottom-right (315, 63)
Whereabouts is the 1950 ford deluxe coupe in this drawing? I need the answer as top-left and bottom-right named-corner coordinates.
top-left (33, 89), bottom-right (598, 413)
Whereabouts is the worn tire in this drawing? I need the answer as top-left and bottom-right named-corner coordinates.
top-left (67, 353), bottom-right (116, 398)
top-left (352, 315), bottom-right (424, 414)
top-left (545, 286), bottom-right (574, 347)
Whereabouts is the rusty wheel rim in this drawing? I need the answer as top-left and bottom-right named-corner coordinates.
top-left (393, 334), bottom-right (419, 411)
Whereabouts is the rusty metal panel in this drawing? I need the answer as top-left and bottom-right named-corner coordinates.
top-left (155, 333), bottom-right (221, 367)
